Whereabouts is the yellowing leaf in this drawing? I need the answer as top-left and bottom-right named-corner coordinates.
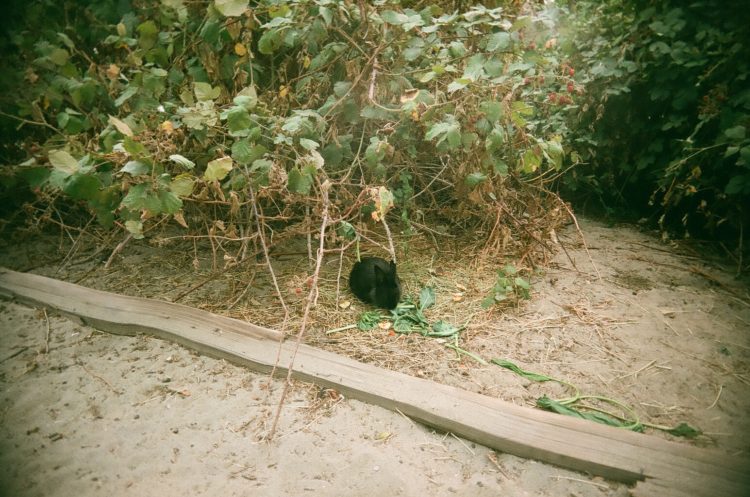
top-left (214, 0), bottom-right (248, 17)
top-left (106, 64), bottom-right (120, 80)
top-left (234, 43), bottom-right (247, 56)
top-left (204, 157), bottom-right (234, 181)
top-left (48, 150), bottom-right (79, 175)
top-left (173, 211), bottom-right (189, 228)
top-left (108, 115), bottom-right (133, 137)
top-left (161, 120), bottom-right (175, 134)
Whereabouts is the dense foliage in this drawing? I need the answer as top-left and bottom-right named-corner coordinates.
top-left (562, 0), bottom-right (750, 243)
top-left (0, 0), bottom-right (572, 267)
top-left (2, 0), bottom-right (746, 264)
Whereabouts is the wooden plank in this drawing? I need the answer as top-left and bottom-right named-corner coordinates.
top-left (1, 267), bottom-right (748, 496)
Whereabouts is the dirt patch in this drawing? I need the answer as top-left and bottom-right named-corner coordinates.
top-left (1, 217), bottom-right (748, 495)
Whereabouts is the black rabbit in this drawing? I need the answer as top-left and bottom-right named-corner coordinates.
top-left (349, 257), bottom-right (402, 309)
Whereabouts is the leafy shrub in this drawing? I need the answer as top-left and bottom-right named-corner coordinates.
top-left (1, 1), bottom-right (577, 271)
top-left (561, 0), bottom-right (750, 243)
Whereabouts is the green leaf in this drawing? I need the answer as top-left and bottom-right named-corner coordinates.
top-left (299, 138), bottom-right (319, 151)
top-left (425, 118), bottom-right (461, 147)
top-left (665, 422), bottom-right (701, 439)
top-left (234, 85), bottom-right (258, 109)
top-left (48, 150), bottom-right (79, 175)
top-left (725, 125), bottom-right (746, 140)
top-left (123, 136), bottom-right (148, 158)
top-left (57, 32), bottom-right (75, 49)
top-left (158, 189), bottom-right (182, 214)
top-left (249, 159), bottom-right (272, 187)
top-left (48, 48), bottom-right (70, 66)
top-left (214, 0), bottom-right (248, 17)
top-left (428, 320), bottom-right (461, 337)
top-left (491, 359), bottom-right (553, 382)
top-left (419, 286), bottom-right (436, 312)
top-left (544, 139), bottom-right (564, 170)
top-left (319, 6), bottom-right (332, 25)
top-left (258, 29), bottom-right (283, 55)
top-left (194, 82), bottom-right (221, 101)
top-left (381, 10), bottom-right (408, 25)
top-left (485, 127), bottom-right (505, 152)
top-left (18, 167), bottom-right (50, 188)
top-left (447, 79), bottom-right (469, 93)
top-left (725, 176), bottom-right (748, 195)
top-left (120, 183), bottom-right (149, 211)
top-left (465, 172), bottom-right (488, 188)
top-left (537, 396), bottom-right (634, 428)
top-left (479, 101), bottom-right (503, 122)
top-left (169, 154), bottom-right (195, 169)
top-left (357, 310), bottom-right (383, 331)
top-left (493, 160), bottom-right (508, 176)
top-left (114, 86), bottom-right (138, 107)
top-left (486, 32), bottom-right (511, 52)
top-left (365, 137), bottom-right (387, 166)
top-left (521, 148), bottom-right (542, 174)
top-left (287, 165), bottom-right (316, 195)
top-left (232, 141), bottom-right (267, 165)
top-left (480, 295), bottom-right (496, 309)
top-left (514, 277), bottom-right (530, 290)
top-left (137, 21), bottom-right (158, 50)
top-left (204, 157), bottom-right (234, 181)
top-left (225, 106), bottom-right (253, 135)
top-left (337, 221), bottom-right (356, 240)
top-left (64, 173), bottom-right (101, 200)
top-left (121, 160), bottom-right (150, 175)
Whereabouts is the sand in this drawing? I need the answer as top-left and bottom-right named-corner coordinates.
top-left (1, 218), bottom-right (747, 496)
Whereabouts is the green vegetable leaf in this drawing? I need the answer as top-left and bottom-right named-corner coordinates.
top-left (428, 320), bottom-right (461, 337)
top-left (537, 396), bottom-right (637, 429)
top-left (419, 286), bottom-right (436, 312)
top-left (491, 359), bottom-right (553, 382)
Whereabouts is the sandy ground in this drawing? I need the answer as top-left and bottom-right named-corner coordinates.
top-left (0, 302), bottom-right (627, 497)
top-left (1, 218), bottom-right (748, 496)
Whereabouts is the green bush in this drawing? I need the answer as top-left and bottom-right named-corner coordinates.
top-left (562, 0), bottom-right (750, 242)
top-left (1, 0), bottom-right (572, 259)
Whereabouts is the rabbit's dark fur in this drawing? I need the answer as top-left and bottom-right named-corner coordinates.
top-left (349, 257), bottom-right (401, 309)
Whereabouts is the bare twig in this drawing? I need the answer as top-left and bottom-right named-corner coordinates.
top-left (558, 196), bottom-right (601, 280)
top-left (78, 360), bottom-right (122, 395)
top-left (549, 475), bottom-right (609, 489)
top-left (43, 308), bottom-right (50, 354)
top-left (381, 216), bottom-right (397, 263)
top-left (247, 181), bottom-right (288, 317)
top-left (268, 179), bottom-right (332, 440)
top-left (707, 384), bottom-right (723, 409)
top-left (104, 233), bottom-right (133, 269)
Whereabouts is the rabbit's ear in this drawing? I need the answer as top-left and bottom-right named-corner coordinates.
top-left (374, 263), bottom-right (386, 284)
top-left (390, 260), bottom-right (396, 271)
